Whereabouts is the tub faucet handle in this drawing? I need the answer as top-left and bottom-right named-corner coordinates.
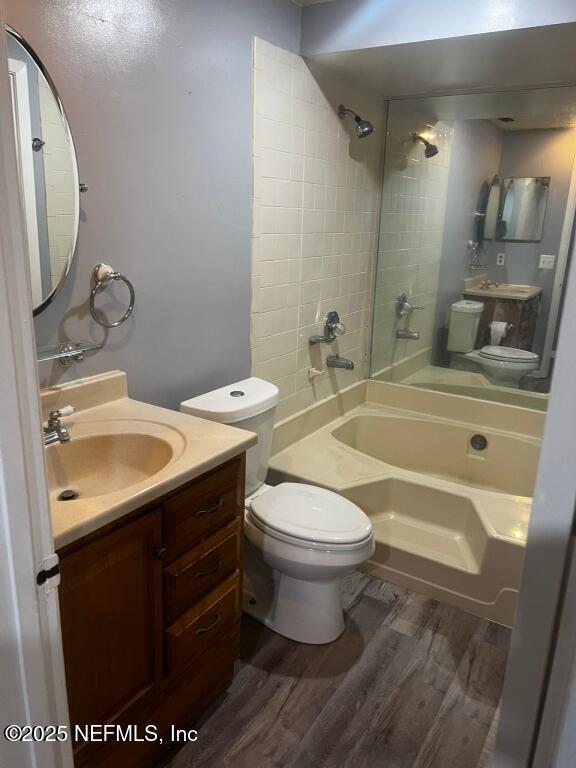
top-left (396, 293), bottom-right (424, 318)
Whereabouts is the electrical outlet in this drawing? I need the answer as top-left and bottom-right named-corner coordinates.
top-left (496, 253), bottom-right (506, 266)
top-left (539, 254), bottom-right (556, 269)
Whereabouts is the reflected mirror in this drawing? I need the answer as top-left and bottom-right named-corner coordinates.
top-left (483, 174), bottom-right (501, 241)
top-left (496, 176), bottom-right (550, 242)
top-left (6, 27), bottom-right (79, 315)
top-left (370, 86), bottom-right (576, 411)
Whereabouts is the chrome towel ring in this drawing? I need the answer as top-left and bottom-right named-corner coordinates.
top-left (90, 263), bottom-right (135, 328)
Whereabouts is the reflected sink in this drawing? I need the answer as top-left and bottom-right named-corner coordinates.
top-left (46, 432), bottom-right (174, 500)
top-left (464, 283), bottom-right (542, 301)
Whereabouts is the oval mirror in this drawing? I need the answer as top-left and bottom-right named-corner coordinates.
top-left (6, 26), bottom-right (79, 315)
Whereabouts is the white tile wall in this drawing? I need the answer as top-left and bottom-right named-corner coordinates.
top-left (39, 77), bottom-right (76, 290)
top-left (251, 37), bottom-right (383, 421)
top-left (371, 117), bottom-right (453, 377)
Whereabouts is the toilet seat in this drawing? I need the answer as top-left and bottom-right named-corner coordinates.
top-left (479, 346), bottom-right (539, 363)
top-left (250, 482), bottom-right (372, 547)
top-left (247, 510), bottom-right (373, 552)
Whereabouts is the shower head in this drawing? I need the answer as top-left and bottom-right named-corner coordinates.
top-left (338, 104), bottom-right (374, 139)
top-left (413, 132), bottom-right (439, 158)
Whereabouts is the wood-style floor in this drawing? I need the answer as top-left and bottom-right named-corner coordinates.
top-left (165, 573), bottom-right (510, 768)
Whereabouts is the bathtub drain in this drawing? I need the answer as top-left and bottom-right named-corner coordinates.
top-left (470, 434), bottom-right (488, 451)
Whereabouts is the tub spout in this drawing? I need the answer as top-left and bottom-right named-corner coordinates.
top-left (327, 355), bottom-right (354, 370)
top-left (396, 329), bottom-right (420, 340)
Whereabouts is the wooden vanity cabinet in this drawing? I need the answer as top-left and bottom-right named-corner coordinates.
top-left (463, 292), bottom-right (541, 350)
top-left (57, 456), bottom-right (245, 768)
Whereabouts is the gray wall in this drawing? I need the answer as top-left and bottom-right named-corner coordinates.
top-left (433, 119), bottom-right (503, 361)
top-left (490, 129), bottom-right (576, 357)
top-left (5, 0), bottom-right (301, 409)
top-left (301, 0), bottom-right (576, 55)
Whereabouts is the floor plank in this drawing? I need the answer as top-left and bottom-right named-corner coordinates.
top-left (164, 575), bottom-right (509, 768)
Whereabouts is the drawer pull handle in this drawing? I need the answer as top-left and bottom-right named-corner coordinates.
top-left (194, 558), bottom-right (223, 579)
top-left (195, 613), bottom-right (221, 636)
top-left (154, 547), bottom-right (168, 561)
top-left (193, 499), bottom-right (223, 518)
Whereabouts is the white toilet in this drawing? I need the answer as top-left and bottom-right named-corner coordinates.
top-left (180, 377), bottom-right (375, 645)
top-left (447, 299), bottom-right (539, 387)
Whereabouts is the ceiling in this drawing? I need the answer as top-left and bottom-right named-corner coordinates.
top-left (306, 23), bottom-right (576, 100)
top-left (291, 1), bottom-right (336, 6)
top-left (490, 117), bottom-right (576, 132)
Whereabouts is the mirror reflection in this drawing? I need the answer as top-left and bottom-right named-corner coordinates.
top-left (370, 87), bottom-right (576, 410)
top-left (496, 176), bottom-right (550, 242)
top-left (6, 27), bottom-right (79, 314)
top-left (483, 174), bottom-right (500, 242)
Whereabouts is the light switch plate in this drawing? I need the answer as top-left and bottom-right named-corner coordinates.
top-left (539, 254), bottom-right (556, 269)
top-left (496, 253), bottom-right (506, 266)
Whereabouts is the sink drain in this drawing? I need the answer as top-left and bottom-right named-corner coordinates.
top-left (58, 489), bottom-right (79, 501)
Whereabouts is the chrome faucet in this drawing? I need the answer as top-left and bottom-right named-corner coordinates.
top-left (326, 355), bottom-right (354, 370)
top-left (396, 293), bottom-right (424, 318)
top-left (309, 310), bottom-right (346, 344)
top-left (43, 406), bottom-right (75, 447)
top-left (467, 241), bottom-right (487, 271)
top-left (396, 294), bottom-right (423, 340)
top-left (396, 329), bottom-right (420, 340)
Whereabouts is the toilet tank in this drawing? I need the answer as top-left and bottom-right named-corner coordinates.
top-left (447, 300), bottom-right (484, 353)
top-left (180, 377), bottom-right (279, 496)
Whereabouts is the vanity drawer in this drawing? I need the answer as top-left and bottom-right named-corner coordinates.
top-left (164, 573), bottom-right (240, 675)
top-left (163, 521), bottom-right (240, 624)
top-left (162, 459), bottom-right (241, 559)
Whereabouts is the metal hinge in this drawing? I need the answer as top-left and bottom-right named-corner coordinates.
top-left (37, 553), bottom-right (60, 588)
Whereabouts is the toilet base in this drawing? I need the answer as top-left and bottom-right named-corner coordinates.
top-left (243, 574), bottom-right (345, 645)
top-left (242, 537), bottom-right (346, 644)
top-left (451, 350), bottom-right (538, 388)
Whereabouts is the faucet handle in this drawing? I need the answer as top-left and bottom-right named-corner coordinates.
top-left (333, 321), bottom-right (346, 336)
top-left (325, 310), bottom-right (346, 336)
top-left (396, 293), bottom-right (424, 317)
top-left (47, 405), bottom-right (75, 426)
top-left (50, 405), bottom-right (75, 419)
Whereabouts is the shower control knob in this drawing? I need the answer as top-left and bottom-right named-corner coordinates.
top-left (333, 322), bottom-right (346, 336)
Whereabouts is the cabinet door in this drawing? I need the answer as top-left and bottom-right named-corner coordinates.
top-left (59, 510), bottom-right (163, 731)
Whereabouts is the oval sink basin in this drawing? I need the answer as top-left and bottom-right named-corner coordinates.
top-left (46, 432), bottom-right (174, 500)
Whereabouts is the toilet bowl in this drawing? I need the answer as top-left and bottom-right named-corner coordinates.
top-left (244, 483), bottom-right (374, 644)
top-left (453, 346), bottom-right (539, 387)
top-left (180, 378), bottom-right (375, 644)
top-left (447, 299), bottom-right (539, 387)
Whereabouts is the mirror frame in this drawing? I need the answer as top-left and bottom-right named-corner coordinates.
top-left (7, 25), bottom-right (80, 316)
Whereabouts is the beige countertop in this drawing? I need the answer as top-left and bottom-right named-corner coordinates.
top-left (42, 371), bottom-right (255, 550)
top-left (462, 273), bottom-right (542, 301)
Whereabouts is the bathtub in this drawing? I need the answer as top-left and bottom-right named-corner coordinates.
top-left (269, 390), bottom-right (542, 627)
top-left (409, 382), bottom-right (548, 412)
top-left (332, 414), bottom-right (539, 497)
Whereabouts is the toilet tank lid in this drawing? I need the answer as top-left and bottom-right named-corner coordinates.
top-left (180, 377), bottom-right (279, 423)
top-left (451, 299), bottom-right (484, 314)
